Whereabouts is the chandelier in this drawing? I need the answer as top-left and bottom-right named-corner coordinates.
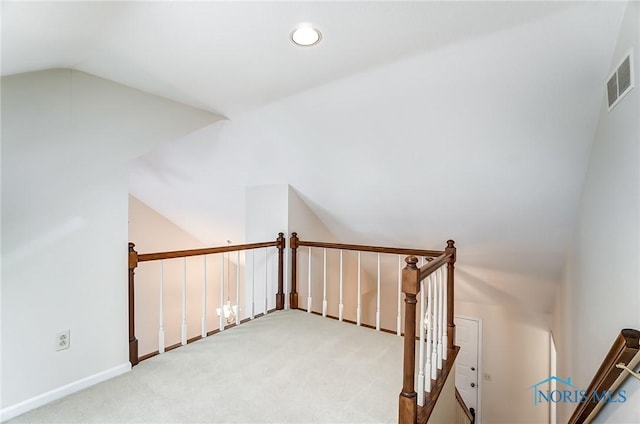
top-left (216, 240), bottom-right (238, 324)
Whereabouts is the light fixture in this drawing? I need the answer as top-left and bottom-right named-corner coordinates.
top-left (218, 302), bottom-right (238, 325)
top-left (216, 240), bottom-right (238, 325)
top-left (291, 24), bottom-right (322, 47)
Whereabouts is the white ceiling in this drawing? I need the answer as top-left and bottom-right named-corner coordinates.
top-left (3, 1), bottom-right (588, 118)
top-left (2, 1), bottom-right (629, 313)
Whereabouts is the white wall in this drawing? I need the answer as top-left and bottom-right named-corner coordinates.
top-left (553, 2), bottom-right (640, 423)
top-left (245, 185), bottom-right (289, 244)
top-left (428, 366), bottom-right (457, 424)
top-left (0, 69), bottom-right (219, 419)
top-left (287, 186), bottom-right (339, 313)
top-left (245, 185), bottom-right (288, 316)
top-left (288, 186), bottom-right (384, 326)
top-left (128, 3), bottom-right (627, 318)
top-left (456, 302), bottom-right (550, 424)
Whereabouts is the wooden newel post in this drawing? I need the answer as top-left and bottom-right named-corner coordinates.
top-left (399, 256), bottom-right (420, 424)
top-left (446, 240), bottom-right (456, 351)
top-left (276, 232), bottom-right (285, 310)
top-left (128, 242), bottom-right (139, 367)
top-left (289, 232), bottom-right (299, 310)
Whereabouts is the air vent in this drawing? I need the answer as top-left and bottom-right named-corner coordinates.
top-left (618, 56), bottom-right (631, 94)
top-left (607, 51), bottom-right (634, 110)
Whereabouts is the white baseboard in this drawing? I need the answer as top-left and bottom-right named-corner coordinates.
top-left (0, 362), bottom-right (131, 422)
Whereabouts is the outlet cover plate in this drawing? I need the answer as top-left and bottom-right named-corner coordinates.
top-left (56, 330), bottom-right (70, 351)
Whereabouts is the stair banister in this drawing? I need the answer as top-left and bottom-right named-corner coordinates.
top-left (128, 234), bottom-right (285, 366)
top-left (285, 235), bottom-right (456, 423)
top-left (290, 232), bottom-right (299, 309)
top-left (128, 242), bottom-right (139, 366)
top-left (399, 256), bottom-right (420, 424)
top-left (446, 240), bottom-right (456, 351)
top-left (398, 241), bottom-right (456, 424)
top-left (276, 232), bottom-right (285, 310)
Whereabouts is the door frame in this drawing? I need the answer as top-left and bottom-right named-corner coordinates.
top-left (455, 315), bottom-right (483, 424)
top-left (549, 332), bottom-right (557, 424)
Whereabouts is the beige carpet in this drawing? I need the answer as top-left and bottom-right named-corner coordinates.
top-left (10, 310), bottom-right (403, 423)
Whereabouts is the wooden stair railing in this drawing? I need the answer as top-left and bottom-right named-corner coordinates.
top-left (289, 232), bottom-right (444, 312)
top-left (568, 328), bottom-right (640, 424)
top-left (127, 233), bottom-right (286, 366)
top-left (288, 234), bottom-right (457, 424)
top-left (400, 241), bottom-right (456, 424)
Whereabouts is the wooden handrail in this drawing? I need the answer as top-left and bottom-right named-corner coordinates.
top-left (568, 328), bottom-right (640, 424)
top-left (128, 233), bottom-right (285, 367)
top-left (285, 233), bottom-right (457, 424)
top-left (418, 252), bottom-right (450, 281)
top-left (295, 237), bottom-right (445, 258)
top-left (137, 240), bottom-right (281, 262)
top-left (290, 233), bottom-right (447, 315)
top-left (399, 240), bottom-right (456, 424)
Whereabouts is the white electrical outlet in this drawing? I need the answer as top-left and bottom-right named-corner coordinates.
top-left (56, 330), bottom-right (70, 351)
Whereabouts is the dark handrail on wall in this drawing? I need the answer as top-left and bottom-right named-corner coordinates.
top-left (455, 387), bottom-right (475, 424)
top-left (567, 328), bottom-right (640, 424)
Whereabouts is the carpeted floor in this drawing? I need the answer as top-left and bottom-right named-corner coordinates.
top-left (10, 310), bottom-right (403, 423)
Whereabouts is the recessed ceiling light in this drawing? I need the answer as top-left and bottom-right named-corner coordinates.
top-left (291, 25), bottom-right (322, 47)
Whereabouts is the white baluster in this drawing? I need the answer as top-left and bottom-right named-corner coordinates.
top-left (417, 277), bottom-right (426, 406)
top-left (322, 248), bottom-right (327, 317)
top-left (251, 250), bottom-right (255, 320)
top-left (159, 260), bottom-right (165, 353)
top-left (376, 253), bottom-right (381, 331)
top-left (356, 251), bottom-right (361, 326)
top-left (437, 266), bottom-right (444, 370)
top-left (219, 254), bottom-right (225, 331)
top-left (264, 247), bottom-right (268, 315)
top-left (442, 266), bottom-right (448, 360)
top-left (431, 274), bottom-right (438, 379)
top-left (236, 250), bottom-right (240, 325)
top-left (339, 250), bottom-right (344, 321)
top-left (425, 275), bottom-right (432, 392)
top-left (307, 247), bottom-right (312, 313)
top-left (181, 257), bottom-right (187, 346)
top-left (201, 256), bottom-right (207, 338)
top-left (397, 255), bottom-right (402, 336)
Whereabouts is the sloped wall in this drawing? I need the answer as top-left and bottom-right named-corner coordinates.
top-left (1, 69), bottom-right (219, 419)
top-left (288, 187), bottom-right (387, 327)
top-left (245, 184), bottom-right (288, 316)
top-left (553, 2), bottom-right (640, 423)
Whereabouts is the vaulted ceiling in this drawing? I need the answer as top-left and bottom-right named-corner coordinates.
top-left (2, 1), bottom-right (629, 313)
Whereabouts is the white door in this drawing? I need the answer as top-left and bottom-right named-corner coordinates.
top-left (455, 316), bottom-right (480, 422)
